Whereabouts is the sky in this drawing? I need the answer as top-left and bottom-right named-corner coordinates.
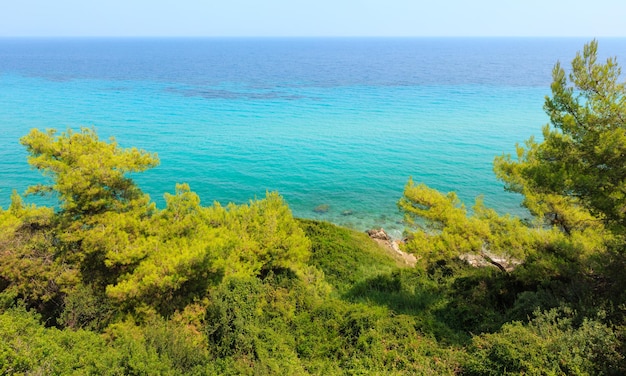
top-left (1, 0), bottom-right (624, 37)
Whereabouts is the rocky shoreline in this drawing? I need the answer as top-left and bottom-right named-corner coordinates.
top-left (366, 228), bottom-right (521, 272)
top-left (366, 228), bottom-right (417, 267)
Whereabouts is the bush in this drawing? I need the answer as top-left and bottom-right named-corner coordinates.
top-left (464, 308), bottom-right (625, 375)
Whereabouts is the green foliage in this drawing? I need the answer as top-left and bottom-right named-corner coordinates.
top-left (0, 191), bottom-right (70, 320)
top-left (399, 178), bottom-right (539, 267)
top-left (495, 40), bottom-right (626, 235)
top-left (106, 317), bottom-right (211, 375)
top-left (490, 39), bottom-right (626, 327)
top-left (2, 127), bottom-right (314, 322)
top-left (214, 191), bottom-right (311, 277)
top-left (105, 188), bottom-right (310, 316)
top-left (203, 272), bottom-right (462, 375)
top-left (464, 308), bottom-right (624, 375)
top-left (59, 283), bottom-right (114, 331)
top-left (0, 307), bottom-right (128, 375)
top-left (20, 127), bottom-right (158, 219)
top-left (204, 274), bottom-right (322, 375)
top-left (299, 218), bottom-right (400, 293)
top-left (105, 222), bottom-right (225, 316)
top-left (19, 128), bottom-right (161, 304)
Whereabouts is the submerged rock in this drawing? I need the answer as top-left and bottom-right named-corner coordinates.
top-left (313, 204), bottom-right (330, 213)
top-left (341, 210), bottom-right (354, 216)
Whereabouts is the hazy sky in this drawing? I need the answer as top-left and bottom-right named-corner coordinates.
top-left (1, 0), bottom-right (624, 37)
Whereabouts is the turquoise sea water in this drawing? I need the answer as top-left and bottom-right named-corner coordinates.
top-left (2, 38), bottom-right (625, 237)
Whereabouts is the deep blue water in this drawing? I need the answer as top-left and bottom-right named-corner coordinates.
top-left (2, 38), bottom-right (625, 236)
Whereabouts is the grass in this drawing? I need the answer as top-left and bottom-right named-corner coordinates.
top-left (298, 219), bottom-right (403, 294)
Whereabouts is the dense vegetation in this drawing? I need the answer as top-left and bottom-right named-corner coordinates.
top-left (1, 40), bottom-right (625, 375)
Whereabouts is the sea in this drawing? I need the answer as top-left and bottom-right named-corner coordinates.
top-left (1, 37), bottom-right (625, 237)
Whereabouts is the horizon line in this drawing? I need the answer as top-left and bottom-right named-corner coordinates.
top-left (1, 35), bottom-right (623, 39)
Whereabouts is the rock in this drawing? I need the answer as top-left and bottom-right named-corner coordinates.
top-left (390, 240), bottom-right (402, 254)
top-left (458, 253), bottom-right (488, 268)
top-left (366, 228), bottom-right (390, 241)
top-left (459, 250), bottom-right (523, 272)
top-left (367, 228), bottom-right (417, 267)
top-left (481, 250), bottom-right (523, 272)
top-left (313, 204), bottom-right (330, 213)
top-left (394, 241), bottom-right (417, 265)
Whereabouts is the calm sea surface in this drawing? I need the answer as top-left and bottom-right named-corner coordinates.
top-left (2, 38), bottom-right (625, 236)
